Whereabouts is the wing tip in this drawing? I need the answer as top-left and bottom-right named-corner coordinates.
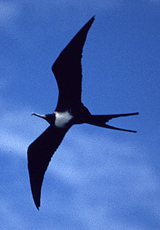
top-left (52, 15), bottom-right (95, 74)
top-left (87, 15), bottom-right (95, 28)
top-left (33, 194), bottom-right (41, 210)
top-left (35, 203), bottom-right (40, 210)
top-left (91, 15), bottom-right (95, 21)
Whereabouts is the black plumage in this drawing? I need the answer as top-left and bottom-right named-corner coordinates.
top-left (27, 16), bottom-right (139, 209)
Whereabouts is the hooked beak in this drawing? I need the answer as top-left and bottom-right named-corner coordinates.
top-left (31, 112), bottom-right (46, 119)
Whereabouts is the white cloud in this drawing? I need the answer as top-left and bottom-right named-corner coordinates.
top-left (0, 130), bottom-right (28, 156)
top-left (0, 107), bottom-right (48, 156)
top-left (0, 197), bottom-right (27, 230)
top-left (0, 106), bottom-right (160, 229)
top-left (41, 129), bottom-right (160, 229)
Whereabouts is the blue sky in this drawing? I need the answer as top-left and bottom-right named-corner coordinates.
top-left (0, 0), bottom-right (160, 229)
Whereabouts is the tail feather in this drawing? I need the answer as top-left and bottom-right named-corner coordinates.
top-left (92, 112), bottom-right (139, 122)
top-left (92, 122), bottom-right (137, 133)
top-left (86, 112), bottom-right (139, 133)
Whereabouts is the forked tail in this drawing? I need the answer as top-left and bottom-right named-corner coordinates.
top-left (87, 112), bottom-right (139, 133)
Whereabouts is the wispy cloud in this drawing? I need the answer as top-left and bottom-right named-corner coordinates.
top-left (0, 197), bottom-right (27, 230)
top-left (42, 129), bottom-right (160, 229)
top-left (0, 107), bottom-right (47, 156)
top-left (0, 1), bottom-right (159, 229)
top-left (0, 105), bottom-right (159, 229)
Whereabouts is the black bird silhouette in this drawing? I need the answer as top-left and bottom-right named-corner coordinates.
top-left (27, 16), bottom-right (139, 209)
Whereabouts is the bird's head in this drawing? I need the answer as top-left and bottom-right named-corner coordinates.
top-left (31, 112), bottom-right (55, 126)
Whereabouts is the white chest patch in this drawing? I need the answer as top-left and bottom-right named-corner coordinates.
top-left (54, 111), bottom-right (73, 128)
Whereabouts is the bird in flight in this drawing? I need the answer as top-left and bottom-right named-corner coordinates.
top-left (27, 16), bottom-right (139, 209)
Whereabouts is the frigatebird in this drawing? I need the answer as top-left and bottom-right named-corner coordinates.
top-left (27, 16), bottom-right (139, 209)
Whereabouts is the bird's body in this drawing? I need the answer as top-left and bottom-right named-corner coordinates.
top-left (28, 16), bottom-right (139, 209)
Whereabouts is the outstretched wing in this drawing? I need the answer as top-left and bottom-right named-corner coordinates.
top-left (27, 126), bottom-right (69, 209)
top-left (52, 16), bottom-right (95, 111)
